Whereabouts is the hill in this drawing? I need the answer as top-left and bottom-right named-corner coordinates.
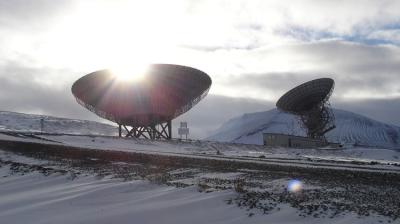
top-left (207, 108), bottom-right (400, 149)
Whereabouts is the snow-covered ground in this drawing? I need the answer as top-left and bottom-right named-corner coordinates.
top-left (23, 133), bottom-right (400, 165)
top-left (0, 151), bottom-right (394, 224)
top-left (207, 108), bottom-right (400, 149)
top-left (1, 132), bottom-right (400, 177)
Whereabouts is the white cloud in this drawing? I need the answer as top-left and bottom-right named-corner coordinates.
top-left (368, 29), bottom-right (400, 44)
top-left (194, 41), bottom-right (400, 101)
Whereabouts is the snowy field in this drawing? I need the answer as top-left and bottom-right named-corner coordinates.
top-left (2, 132), bottom-right (399, 168)
top-left (0, 150), bottom-right (395, 224)
top-left (42, 135), bottom-right (400, 164)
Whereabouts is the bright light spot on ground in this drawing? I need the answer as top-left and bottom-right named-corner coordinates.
top-left (288, 179), bottom-right (302, 192)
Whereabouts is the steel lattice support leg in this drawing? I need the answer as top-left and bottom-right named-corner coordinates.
top-left (167, 120), bottom-right (172, 139)
top-left (299, 104), bottom-right (336, 139)
top-left (120, 120), bottom-right (172, 140)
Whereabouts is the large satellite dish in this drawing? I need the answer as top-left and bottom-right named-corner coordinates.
top-left (276, 78), bottom-right (336, 139)
top-left (72, 64), bottom-right (211, 139)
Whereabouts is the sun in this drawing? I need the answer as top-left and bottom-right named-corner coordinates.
top-left (111, 64), bottom-right (149, 82)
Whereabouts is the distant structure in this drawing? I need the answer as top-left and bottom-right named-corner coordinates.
top-left (276, 78), bottom-right (336, 140)
top-left (178, 121), bottom-right (189, 140)
top-left (71, 64), bottom-right (211, 140)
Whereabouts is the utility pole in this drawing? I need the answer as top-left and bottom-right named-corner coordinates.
top-left (40, 118), bottom-right (44, 134)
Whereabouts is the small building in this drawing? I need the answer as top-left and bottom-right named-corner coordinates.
top-left (263, 133), bottom-right (341, 148)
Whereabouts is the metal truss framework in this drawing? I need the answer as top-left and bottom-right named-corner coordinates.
top-left (299, 101), bottom-right (336, 140)
top-left (118, 120), bottom-right (172, 140)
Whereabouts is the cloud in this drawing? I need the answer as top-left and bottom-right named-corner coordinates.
top-left (368, 29), bottom-right (400, 45)
top-left (211, 41), bottom-right (400, 100)
top-left (181, 0), bottom-right (400, 51)
top-left (0, 61), bottom-right (101, 122)
top-left (0, 0), bottom-right (74, 31)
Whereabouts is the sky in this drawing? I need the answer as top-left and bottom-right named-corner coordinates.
top-left (0, 0), bottom-right (400, 138)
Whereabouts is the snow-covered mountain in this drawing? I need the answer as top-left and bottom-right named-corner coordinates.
top-left (207, 108), bottom-right (400, 149)
top-left (0, 111), bottom-right (118, 135)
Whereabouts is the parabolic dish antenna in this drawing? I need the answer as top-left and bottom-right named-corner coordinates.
top-left (72, 64), bottom-right (212, 139)
top-left (276, 78), bottom-right (336, 139)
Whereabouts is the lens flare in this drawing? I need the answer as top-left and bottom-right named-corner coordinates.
top-left (288, 179), bottom-right (302, 192)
